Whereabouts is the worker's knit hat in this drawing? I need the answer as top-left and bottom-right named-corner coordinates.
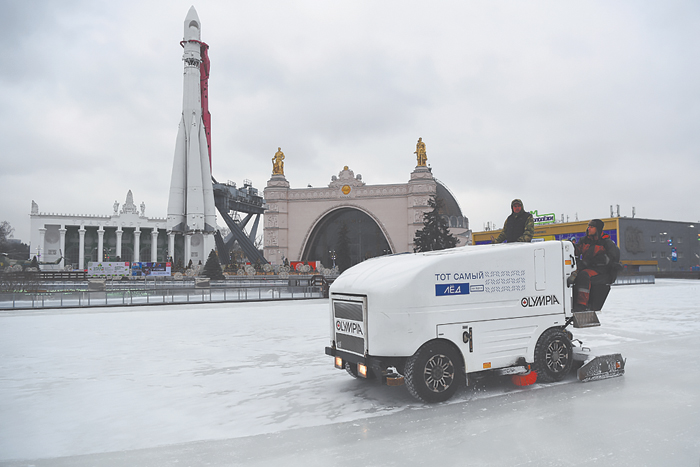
top-left (590, 219), bottom-right (604, 231)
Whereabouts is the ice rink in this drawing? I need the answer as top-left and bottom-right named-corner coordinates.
top-left (1, 279), bottom-right (699, 466)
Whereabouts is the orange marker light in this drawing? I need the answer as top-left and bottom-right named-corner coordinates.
top-left (358, 363), bottom-right (368, 378)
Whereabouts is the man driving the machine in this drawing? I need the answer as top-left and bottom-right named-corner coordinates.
top-left (492, 199), bottom-right (534, 243)
top-left (570, 219), bottom-right (621, 312)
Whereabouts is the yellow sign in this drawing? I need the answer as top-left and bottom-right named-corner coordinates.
top-left (342, 185), bottom-right (351, 195)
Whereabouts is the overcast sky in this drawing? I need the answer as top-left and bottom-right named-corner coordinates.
top-left (1, 0), bottom-right (699, 243)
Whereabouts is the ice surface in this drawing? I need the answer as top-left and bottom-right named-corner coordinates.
top-left (0, 280), bottom-right (699, 466)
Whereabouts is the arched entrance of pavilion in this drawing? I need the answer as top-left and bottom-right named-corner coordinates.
top-left (301, 207), bottom-right (393, 270)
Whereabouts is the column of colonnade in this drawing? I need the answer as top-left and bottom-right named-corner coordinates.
top-left (116, 228), bottom-right (123, 259)
top-left (59, 227), bottom-right (66, 269)
top-left (97, 226), bottom-right (105, 262)
top-left (79, 226), bottom-right (86, 269)
top-left (38, 228), bottom-right (46, 261)
top-left (168, 233), bottom-right (175, 261)
top-left (151, 230), bottom-right (159, 263)
top-left (133, 229), bottom-right (141, 263)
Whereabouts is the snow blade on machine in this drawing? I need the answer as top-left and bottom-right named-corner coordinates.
top-left (577, 353), bottom-right (625, 382)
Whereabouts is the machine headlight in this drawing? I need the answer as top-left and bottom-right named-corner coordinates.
top-left (358, 363), bottom-right (368, 378)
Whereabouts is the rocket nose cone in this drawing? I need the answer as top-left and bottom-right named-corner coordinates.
top-left (184, 6), bottom-right (201, 41)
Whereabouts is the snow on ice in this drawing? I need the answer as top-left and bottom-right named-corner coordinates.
top-left (0, 279), bottom-right (699, 466)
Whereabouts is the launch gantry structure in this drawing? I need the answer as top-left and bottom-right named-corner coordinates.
top-left (212, 179), bottom-right (267, 265)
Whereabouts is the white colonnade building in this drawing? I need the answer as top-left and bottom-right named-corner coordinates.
top-left (29, 190), bottom-right (171, 270)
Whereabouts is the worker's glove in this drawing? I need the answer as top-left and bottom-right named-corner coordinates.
top-left (566, 270), bottom-right (578, 287)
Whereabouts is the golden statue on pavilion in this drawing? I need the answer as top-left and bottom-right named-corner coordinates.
top-left (415, 137), bottom-right (427, 167)
top-left (272, 147), bottom-right (285, 175)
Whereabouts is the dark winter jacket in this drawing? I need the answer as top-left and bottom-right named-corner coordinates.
top-left (494, 199), bottom-right (535, 243)
top-left (574, 233), bottom-right (621, 279)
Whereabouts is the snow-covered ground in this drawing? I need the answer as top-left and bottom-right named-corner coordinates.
top-left (1, 279), bottom-right (699, 466)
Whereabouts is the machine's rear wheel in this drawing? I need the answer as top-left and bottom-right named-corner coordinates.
top-left (533, 328), bottom-right (573, 383)
top-left (404, 342), bottom-right (462, 403)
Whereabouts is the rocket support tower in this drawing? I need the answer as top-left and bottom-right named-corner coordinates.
top-left (167, 6), bottom-right (217, 264)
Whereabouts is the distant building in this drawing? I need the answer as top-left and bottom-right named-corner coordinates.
top-left (264, 165), bottom-right (470, 268)
top-left (29, 191), bottom-right (168, 270)
top-left (473, 217), bottom-right (700, 272)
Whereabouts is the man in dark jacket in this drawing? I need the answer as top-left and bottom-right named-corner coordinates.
top-left (493, 199), bottom-right (535, 243)
top-left (571, 219), bottom-right (621, 311)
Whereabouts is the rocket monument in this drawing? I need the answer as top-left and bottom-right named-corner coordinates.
top-left (167, 6), bottom-right (217, 264)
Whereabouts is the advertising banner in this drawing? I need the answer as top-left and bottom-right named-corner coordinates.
top-left (555, 230), bottom-right (618, 246)
top-left (87, 262), bottom-right (131, 277)
top-left (290, 261), bottom-right (321, 272)
top-left (530, 210), bottom-right (556, 225)
top-left (131, 262), bottom-right (172, 277)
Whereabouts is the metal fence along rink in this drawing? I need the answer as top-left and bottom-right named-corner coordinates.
top-left (613, 275), bottom-right (655, 285)
top-left (0, 283), bottom-right (324, 310)
top-left (0, 274), bottom-right (652, 311)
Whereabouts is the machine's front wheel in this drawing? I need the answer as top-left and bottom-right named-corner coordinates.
top-left (405, 342), bottom-right (462, 403)
top-left (533, 328), bottom-right (573, 383)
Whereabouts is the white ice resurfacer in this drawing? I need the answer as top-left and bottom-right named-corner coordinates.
top-left (325, 241), bottom-right (625, 403)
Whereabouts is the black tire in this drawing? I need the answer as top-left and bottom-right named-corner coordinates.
top-left (533, 328), bottom-right (573, 383)
top-left (404, 342), bottom-right (462, 403)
